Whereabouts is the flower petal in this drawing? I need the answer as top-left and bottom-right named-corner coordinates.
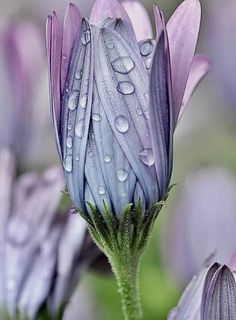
top-left (90, 82), bottom-right (137, 216)
top-left (122, 0), bottom-right (153, 41)
top-left (177, 54), bottom-right (211, 125)
top-left (167, 0), bottom-right (201, 125)
top-left (153, 4), bottom-right (164, 39)
top-left (46, 12), bottom-right (63, 159)
top-left (61, 19), bottom-right (93, 212)
top-left (94, 25), bottom-right (159, 206)
top-left (149, 29), bottom-right (173, 198)
top-left (90, 0), bottom-right (130, 26)
top-left (61, 3), bottom-right (82, 92)
top-left (201, 265), bottom-right (236, 320)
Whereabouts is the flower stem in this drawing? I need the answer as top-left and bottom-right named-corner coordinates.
top-left (109, 253), bottom-right (142, 320)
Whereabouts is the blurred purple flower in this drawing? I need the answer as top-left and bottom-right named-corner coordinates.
top-left (0, 149), bottom-right (98, 319)
top-left (0, 21), bottom-right (56, 169)
top-left (46, 0), bottom-right (209, 218)
top-left (168, 259), bottom-right (236, 320)
top-left (164, 167), bottom-right (236, 286)
top-left (208, 0), bottom-right (236, 107)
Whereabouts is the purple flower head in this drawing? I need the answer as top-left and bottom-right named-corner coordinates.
top-left (164, 167), bottom-right (236, 286)
top-left (0, 149), bottom-right (99, 319)
top-left (168, 257), bottom-right (236, 320)
top-left (47, 0), bottom-right (210, 218)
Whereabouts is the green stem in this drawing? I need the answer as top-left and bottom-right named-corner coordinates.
top-left (109, 253), bottom-right (142, 320)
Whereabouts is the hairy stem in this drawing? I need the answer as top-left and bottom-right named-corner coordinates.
top-left (109, 253), bottom-right (142, 320)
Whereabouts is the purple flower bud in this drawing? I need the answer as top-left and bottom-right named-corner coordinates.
top-left (0, 149), bottom-right (100, 319)
top-left (46, 0), bottom-right (209, 218)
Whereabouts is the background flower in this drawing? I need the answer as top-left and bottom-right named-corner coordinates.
top-left (0, 149), bottom-right (99, 319)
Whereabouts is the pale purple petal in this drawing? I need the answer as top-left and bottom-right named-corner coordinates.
top-left (153, 4), bottom-right (164, 39)
top-left (168, 262), bottom-right (212, 320)
top-left (18, 225), bottom-right (61, 319)
top-left (94, 26), bottom-right (159, 206)
top-left (46, 12), bottom-right (63, 159)
top-left (201, 265), bottom-right (236, 320)
top-left (0, 149), bottom-right (15, 305)
top-left (167, 0), bottom-right (201, 125)
top-left (90, 0), bottom-right (130, 26)
top-left (61, 3), bottom-right (82, 92)
top-left (177, 54), bottom-right (211, 125)
top-left (122, 0), bottom-right (153, 41)
top-left (49, 215), bottom-right (87, 313)
top-left (61, 19), bottom-right (93, 212)
top-left (149, 29), bottom-right (173, 198)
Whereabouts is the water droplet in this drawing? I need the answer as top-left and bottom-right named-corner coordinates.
top-left (80, 94), bottom-right (88, 109)
top-left (112, 57), bottom-right (135, 74)
top-left (62, 54), bottom-right (66, 60)
top-left (63, 155), bottom-right (73, 172)
top-left (75, 120), bottom-right (85, 138)
top-left (81, 29), bottom-right (91, 45)
top-left (117, 81), bottom-right (135, 95)
top-left (89, 151), bottom-right (93, 157)
top-left (114, 115), bottom-right (130, 133)
top-left (136, 108), bottom-right (143, 116)
top-left (7, 278), bottom-right (16, 291)
top-left (116, 169), bottom-right (128, 182)
top-left (75, 155), bottom-right (80, 161)
top-left (104, 155), bottom-right (112, 163)
top-left (75, 70), bottom-right (83, 80)
top-left (144, 92), bottom-right (149, 100)
top-left (144, 56), bottom-right (152, 69)
top-left (139, 149), bottom-right (154, 166)
top-left (68, 91), bottom-right (79, 111)
top-left (92, 113), bottom-right (102, 122)
top-left (98, 186), bottom-right (106, 195)
top-left (66, 136), bottom-right (73, 149)
top-left (68, 124), bottom-right (73, 131)
top-left (139, 40), bottom-right (154, 57)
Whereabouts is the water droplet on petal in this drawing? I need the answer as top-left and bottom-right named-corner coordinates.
top-left (68, 90), bottom-right (79, 111)
top-left (139, 40), bottom-right (154, 57)
top-left (81, 29), bottom-right (91, 45)
top-left (114, 115), bottom-right (129, 133)
top-left (75, 155), bottom-right (80, 161)
top-left (66, 136), bottom-right (73, 149)
top-left (92, 113), bottom-right (102, 122)
top-left (63, 155), bottom-right (73, 172)
top-left (116, 169), bottom-right (128, 182)
top-left (117, 81), bottom-right (135, 95)
top-left (104, 155), bottom-right (112, 163)
top-left (144, 92), bottom-right (149, 100)
top-left (89, 151), bottom-right (93, 157)
top-left (75, 70), bottom-right (83, 80)
top-left (136, 108), bottom-right (143, 116)
top-left (139, 149), bottom-right (154, 166)
top-left (112, 57), bottom-right (135, 74)
top-left (75, 120), bottom-right (85, 138)
top-left (80, 94), bottom-right (88, 109)
top-left (144, 56), bottom-right (152, 69)
top-left (7, 278), bottom-right (16, 291)
top-left (62, 54), bottom-right (67, 60)
top-left (98, 186), bottom-right (106, 195)
top-left (68, 124), bottom-right (73, 131)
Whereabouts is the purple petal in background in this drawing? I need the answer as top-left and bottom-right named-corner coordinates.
top-left (167, 0), bottom-right (201, 125)
top-left (164, 168), bottom-right (236, 286)
top-left (177, 54), bottom-right (211, 125)
top-left (122, 0), bottom-right (153, 41)
top-left (90, 0), bottom-right (130, 26)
